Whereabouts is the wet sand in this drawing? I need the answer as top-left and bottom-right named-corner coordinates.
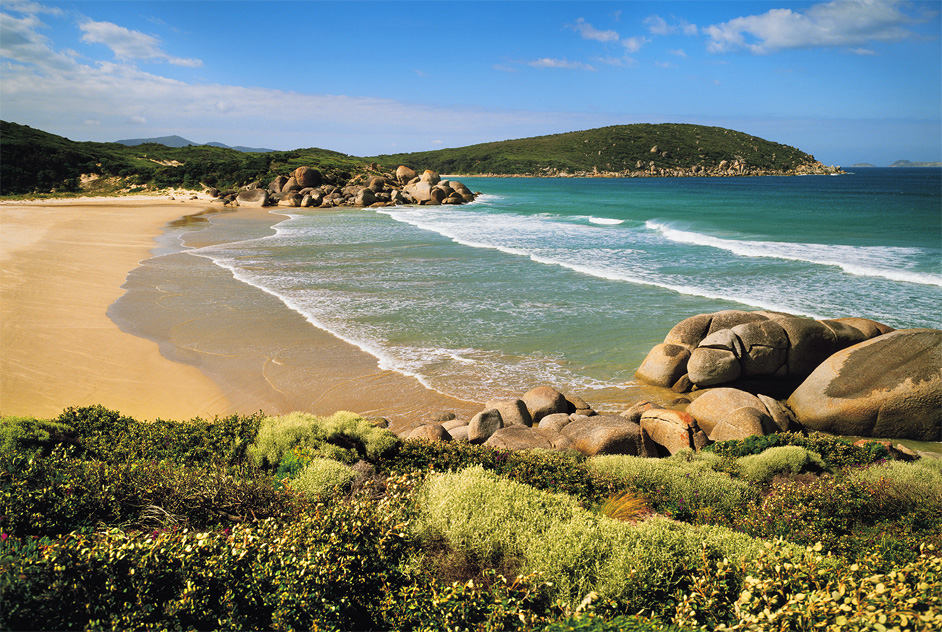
top-left (1, 198), bottom-right (479, 430)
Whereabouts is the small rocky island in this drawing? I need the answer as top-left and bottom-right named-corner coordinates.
top-left (213, 166), bottom-right (477, 209)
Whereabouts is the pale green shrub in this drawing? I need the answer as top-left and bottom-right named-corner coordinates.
top-left (735, 446), bottom-right (827, 485)
top-left (290, 458), bottom-right (357, 499)
top-left (846, 457), bottom-right (942, 506)
top-left (586, 454), bottom-right (757, 515)
top-left (248, 411), bottom-right (399, 468)
top-left (415, 466), bottom-right (772, 611)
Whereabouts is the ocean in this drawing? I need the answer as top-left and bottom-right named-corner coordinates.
top-left (120, 168), bottom-right (942, 410)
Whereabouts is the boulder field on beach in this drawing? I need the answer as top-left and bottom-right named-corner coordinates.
top-left (400, 310), bottom-right (940, 461)
top-left (221, 166), bottom-right (477, 209)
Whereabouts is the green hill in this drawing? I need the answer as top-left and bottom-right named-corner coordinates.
top-left (0, 121), bottom-right (369, 196)
top-left (369, 123), bottom-right (834, 177)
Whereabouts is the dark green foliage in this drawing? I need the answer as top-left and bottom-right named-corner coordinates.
top-left (705, 431), bottom-right (889, 469)
top-left (538, 614), bottom-right (684, 631)
top-left (57, 404), bottom-right (263, 467)
top-left (0, 497), bottom-right (409, 631)
top-left (384, 570), bottom-right (553, 632)
top-left (370, 123), bottom-right (819, 175)
top-left (380, 439), bottom-right (620, 505)
top-left (0, 445), bottom-right (291, 538)
top-left (0, 416), bottom-right (77, 456)
top-left (0, 121), bottom-right (370, 195)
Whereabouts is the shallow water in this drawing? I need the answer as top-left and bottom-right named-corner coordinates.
top-left (152, 168), bottom-right (940, 410)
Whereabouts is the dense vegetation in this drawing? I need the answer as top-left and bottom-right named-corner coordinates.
top-left (369, 124), bottom-right (821, 175)
top-left (2, 406), bottom-right (940, 631)
top-left (1, 120), bottom-right (827, 197)
top-left (0, 121), bottom-right (369, 196)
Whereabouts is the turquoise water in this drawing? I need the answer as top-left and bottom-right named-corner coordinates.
top-left (185, 168), bottom-right (941, 404)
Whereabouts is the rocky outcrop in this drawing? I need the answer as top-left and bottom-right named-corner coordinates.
top-left (636, 310), bottom-right (892, 391)
top-left (787, 329), bottom-right (942, 441)
top-left (235, 189), bottom-right (269, 208)
top-left (225, 167), bottom-right (477, 208)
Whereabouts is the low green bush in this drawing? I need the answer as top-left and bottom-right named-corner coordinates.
top-left (415, 466), bottom-right (769, 615)
top-left (56, 405), bottom-right (263, 466)
top-left (381, 439), bottom-right (620, 506)
top-left (705, 431), bottom-right (888, 469)
top-left (249, 411), bottom-right (399, 468)
top-left (0, 416), bottom-right (77, 457)
top-left (846, 458), bottom-right (942, 507)
top-left (0, 446), bottom-right (290, 538)
top-left (538, 613), bottom-right (683, 631)
top-left (586, 453), bottom-right (757, 522)
top-left (0, 497), bottom-right (410, 631)
top-left (290, 458), bottom-right (357, 500)
top-left (736, 446), bottom-right (828, 485)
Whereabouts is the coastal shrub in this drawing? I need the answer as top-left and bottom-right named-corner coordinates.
top-left (0, 497), bottom-right (410, 631)
top-left (248, 411), bottom-right (399, 468)
top-left (735, 446), bottom-right (828, 485)
top-left (56, 405), bottom-right (263, 466)
top-left (846, 458), bottom-right (942, 507)
top-left (415, 466), bottom-right (769, 614)
top-left (705, 431), bottom-right (888, 470)
top-left (383, 570), bottom-right (552, 632)
top-left (595, 491), bottom-right (649, 522)
top-left (381, 439), bottom-right (619, 505)
top-left (711, 542), bottom-right (942, 631)
top-left (732, 472), bottom-right (942, 562)
top-left (289, 457), bottom-right (357, 500)
top-left (586, 453), bottom-right (757, 522)
top-left (0, 416), bottom-right (77, 456)
top-left (538, 614), bottom-right (684, 631)
top-left (0, 445), bottom-right (290, 538)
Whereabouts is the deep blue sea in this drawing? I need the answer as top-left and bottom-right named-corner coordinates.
top-left (183, 168), bottom-right (941, 404)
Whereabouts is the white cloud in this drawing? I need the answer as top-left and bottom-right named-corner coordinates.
top-left (654, 61), bottom-right (677, 69)
top-left (621, 36), bottom-right (648, 53)
top-left (595, 56), bottom-right (638, 68)
top-left (528, 58), bottom-right (597, 71)
top-left (705, 0), bottom-right (919, 54)
top-left (128, 115), bottom-right (147, 124)
top-left (670, 48), bottom-right (688, 58)
top-left (644, 14), bottom-right (698, 36)
top-left (79, 19), bottom-right (202, 66)
top-left (568, 17), bottom-right (619, 43)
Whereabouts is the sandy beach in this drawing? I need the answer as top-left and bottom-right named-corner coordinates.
top-left (1, 196), bottom-right (479, 430)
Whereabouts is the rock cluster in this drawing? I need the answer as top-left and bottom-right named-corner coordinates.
top-left (218, 166), bottom-right (477, 208)
top-left (470, 159), bottom-right (843, 179)
top-left (636, 310), bottom-right (893, 392)
top-left (636, 310), bottom-right (941, 442)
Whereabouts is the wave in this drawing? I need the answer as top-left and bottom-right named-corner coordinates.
top-left (587, 216), bottom-right (625, 225)
top-left (378, 206), bottom-right (820, 317)
top-left (646, 220), bottom-right (942, 287)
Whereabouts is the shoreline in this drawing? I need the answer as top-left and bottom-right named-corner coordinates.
top-left (1, 195), bottom-right (481, 431)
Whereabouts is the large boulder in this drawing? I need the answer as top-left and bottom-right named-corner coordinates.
top-left (293, 166), bottom-right (322, 188)
top-left (687, 347), bottom-right (741, 387)
top-left (420, 169), bottom-right (441, 186)
top-left (777, 317), bottom-right (840, 376)
top-left (468, 409), bottom-right (503, 444)
top-left (639, 409), bottom-right (700, 455)
top-left (404, 181), bottom-right (433, 202)
top-left (396, 165), bottom-right (417, 184)
top-left (786, 329), bottom-right (942, 441)
top-left (685, 388), bottom-right (769, 435)
top-left (537, 413), bottom-right (572, 432)
top-left (635, 343), bottom-right (690, 387)
top-left (408, 424), bottom-right (452, 442)
top-left (484, 426), bottom-right (554, 451)
top-left (485, 397), bottom-right (532, 427)
top-left (561, 415), bottom-right (650, 457)
top-left (523, 386), bottom-right (568, 424)
top-left (708, 407), bottom-right (774, 442)
top-left (236, 189), bottom-right (269, 207)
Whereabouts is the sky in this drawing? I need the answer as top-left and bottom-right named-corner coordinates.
top-left (1, 0), bottom-right (940, 166)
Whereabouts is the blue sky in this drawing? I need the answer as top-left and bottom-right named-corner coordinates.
top-left (1, 1), bottom-right (939, 165)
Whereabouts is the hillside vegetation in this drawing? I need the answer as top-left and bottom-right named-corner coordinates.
top-left (2, 121), bottom-right (840, 197)
top-left (0, 121), bottom-right (370, 196)
top-left (370, 123), bottom-right (837, 177)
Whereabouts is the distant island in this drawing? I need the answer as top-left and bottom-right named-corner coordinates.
top-left (2, 120), bottom-right (842, 197)
top-left (850, 160), bottom-right (941, 168)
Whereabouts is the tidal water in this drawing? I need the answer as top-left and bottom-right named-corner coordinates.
top-left (159, 168), bottom-right (941, 406)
